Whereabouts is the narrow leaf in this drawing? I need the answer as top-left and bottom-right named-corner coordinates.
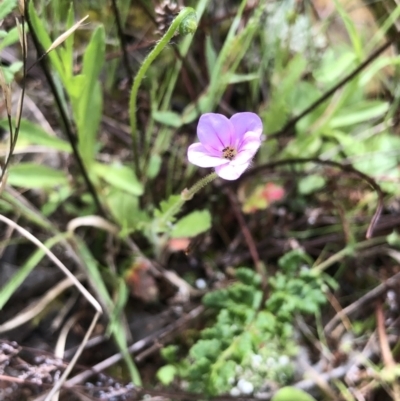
top-left (0, 0), bottom-right (17, 20)
top-left (8, 163), bottom-right (68, 188)
top-left (0, 119), bottom-right (71, 152)
top-left (93, 162), bottom-right (143, 196)
top-left (75, 26), bottom-right (105, 164)
top-left (28, 2), bottom-right (65, 80)
top-left (152, 110), bottom-right (182, 128)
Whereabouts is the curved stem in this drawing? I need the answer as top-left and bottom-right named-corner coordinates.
top-left (181, 172), bottom-right (218, 200)
top-left (312, 235), bottom-right (387, 273)
top-left (129, 7), bottom-right (197, 177)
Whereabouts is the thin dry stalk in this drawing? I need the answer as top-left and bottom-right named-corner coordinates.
top-left (376, 301), bottom-right (400, 400)
top-left (0, 276), bottom-right (82, 333)
top-left (0, 214), bottom-right (103, 399)
top-left (0, 214), bottom-right (101, 312)
top-left (46, 16), bottom-right (88, 54)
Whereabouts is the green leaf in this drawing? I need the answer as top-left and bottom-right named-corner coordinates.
top-left (160, 345), bottom-right (179, 363)
top-left (279, 53), bottom-right (308, 95)
top-left (93, 162), bottom-right (143, 196)
top-left (0, 0), bottom-right (17, 20)
top-left (387, 231), bottom-right (400, 247)
top-left (0, 25), bottom-right (22, 51)
top-left (271, 387), bottom-right (317, 401)
top-left (157, 365), bottom-right (177, 386)
top-left (225, 72), bottom-right (259, 84)
top-left (68, 75), bottom-right (86, 98)
top-left (153, 194), bottom-right (182, 233)
top-left (75, 25), bottom-right (105, 165)
top-left (72, 237), bottom-right (112, 309)
top-left (81, 25), bottom-right (105, 85)
top-left (152, 110), bottom-right (182, 128)
top-left (190, 339), bottom-right (221, 360)
top-left (8, 163), bottom-right (68, 188)
top-left (107, 278), bottom-right (129, 336)
top-left (0, 119), bottom-right (71, 152)
top-left (330, 101), bottom-right (389, 128)
top-left (236, 267), bottom-right (262, 287)
top-left (58, 4), bottom-right (75, 79)
top-left (28, 2), bottom-right (65, 80)
top-left (42, 185), bottom-right (71, 216)
top-left (298, 175), bottom-right (325, 195)
top-left (146, 153), bottom-right (162, 179)
top-left (314, 49), bottom-right (356, 84)
top-left (73, 237), bottom-right (144, 385)
top-left (205, 35), bottom-right (217, 77)
top-left (263, 55), bottom-right (310, 134)
top-left (171, 209), bottom-right (211, 238)
top-left (360, 56), bottom-right (400, 87)
top-left (334, 0), bottom-right (363, 60)
top-left (155, 194), bottom-right (181, 217)
top-left (0, 61), bottom-right (23, 83)
top-left (105, 189), bottom-right (148, 235)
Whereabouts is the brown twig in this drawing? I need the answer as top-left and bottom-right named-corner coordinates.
top-left (110, 0), bottom-right (133, 80)
top-left (0, 8), bottom-right (27, 184)
top-left (376, 300), bottom-right (400, 400)
top-left (325, 267), bottom-right (400, 334)
top-left (224, 187), bottom-right (266, 288)
top-left (326, 291), bottom-right (353, 334)
top-left (376, 300), bottom-right (394, 368)
top-left (65, 305), bottom-right (204, 387)
top-left (242, 157), bottom-right (384, 239)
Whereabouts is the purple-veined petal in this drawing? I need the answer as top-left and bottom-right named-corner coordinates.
top-left (231, 131), bottom-right (261, 166)
top-left (215, 161), bottom-right (250, 180)
top-left (187, 143), bottom-right (229, 168)
top-left (197, 113), bottom-right (234, 152)
top-left (230, 112), bottom-right (263, 147)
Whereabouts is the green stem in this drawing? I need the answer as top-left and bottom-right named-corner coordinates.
top-left (181, 172), bottom-right (218, 200)
top-left (129, 7), bottom-right (197, 177)
top-left (151, 172), bottom-right (218, 256)
top-left (156, 173), bottom-right (218, 232)
top-left (312, 235), bottom-right (387, 273)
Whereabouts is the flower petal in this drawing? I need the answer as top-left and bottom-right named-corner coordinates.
top-left (215, 161), bottom-right (250, 180)
top-left (197, 113), bottom-right (235, 152)
top-left (187, 143), bottom-right (229, 167)
top-left (230, 112), bottom-right (263, 147)
top-left (231, 131), bottom-right (261, 166)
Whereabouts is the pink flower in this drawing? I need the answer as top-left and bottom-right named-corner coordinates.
top-left (187, 112), bottom-right (263, 180)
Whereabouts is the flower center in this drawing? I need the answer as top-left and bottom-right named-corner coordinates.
top-left (222, 146), bottom-right (237, 161)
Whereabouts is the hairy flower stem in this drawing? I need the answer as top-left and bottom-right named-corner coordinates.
top-left (181, 172), bottom-right (218, 201)
top-left (162, 173), bottom-right (217, 226)
top-left (129, 7), bottom-right (197, 177)
top-left (151, 172), bottom-right (216, 258)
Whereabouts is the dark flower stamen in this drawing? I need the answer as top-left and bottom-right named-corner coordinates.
top-left (222, 146), bottom-right (237, 160)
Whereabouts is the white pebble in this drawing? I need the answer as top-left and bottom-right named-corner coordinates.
top-left (195, 278), bottom-right (207, 289)
top-left (279, 355), bottom-right (290, 366)
top-left (230, 387), bottom-right (241, 397)
top-left (235, 365), bottom-right (243, 374)
top-left (251, 354), bottom-right (263, 368)
top-left (237, 379), bottom-right (254, 395)
top-left (266, 357), bottom-right (276, 368)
